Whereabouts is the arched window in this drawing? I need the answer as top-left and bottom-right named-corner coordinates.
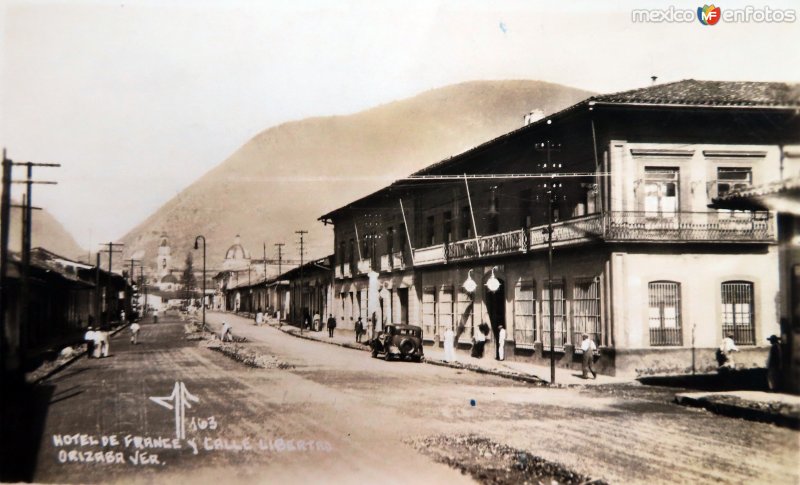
top-left (721, 281), bottom-right (755, 344)
top-left (648, 281), bottom-right (682, 346)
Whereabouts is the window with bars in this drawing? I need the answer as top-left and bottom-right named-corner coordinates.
top-left (422, 287), bottom-right (437, 339)
top-left (648, 281), bottom-right (682, 346)
top-left (644, 168), bottom-right (679, 215)
top-left (541, 282), bottom-right (567, 349)
top-left (437, 286), bottom-right (455, 336)
top-left (514, 281), bottom-right (536, 348)
top-left (460, 206), bottom-right (473, 239)
top-left (456, 288), bottom-right (474, 344)
top-left (573, 279), bottom-right (601, 348)
top-left (721, 281), bottom-right (755, 345)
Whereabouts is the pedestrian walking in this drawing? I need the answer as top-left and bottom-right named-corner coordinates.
top-left (153, 308), bottom-right (159, 324)
top-left (327, 314), bottom-right (337, 338)
top-left (444, 327), bottom-right (456, 362)
top-left (497, 325), bottom-right (506, 361)
top-left (84, 326), bottom-right (96, 359)
top-left (96, 327), bottom-right (109, 358)
top-left (255, 308), bottom-right (264, 326)
top-left (766, 334), bottom-right (782, 391)
top-left (221, 321), bottom-right (233, 342)
top-left (120, 309), bottom-right (126, 323)
top-left (581, 333), bottom-right (597, 379)
top-left (130, 322), bottom-right (141, 345)
top-left (718, 333), bottom-right (739, 370)
top-left (355, 317), bottom-right (364, 343)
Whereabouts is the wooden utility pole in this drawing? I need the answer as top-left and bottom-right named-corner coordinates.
top-left (274, 243), bottom-right (284, 276)
top-left (295, 231), bottom-right (307, 334)
top-left (99, 242), bottom-right (124, 325)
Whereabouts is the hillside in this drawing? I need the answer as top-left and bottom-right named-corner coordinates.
top-left (119, 80), bottom-right (594, 272)
top-left (7, 202), bottom-right (86, 261)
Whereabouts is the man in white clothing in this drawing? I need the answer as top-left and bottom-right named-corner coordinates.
top-left (581, 333), bottom-right (597, 379)
top-left (718, 333), bottom-right (739, 369)
top-left (443, 327), bottom-right (456, 362)
top-left (497, 325), bottom-right (506, 361)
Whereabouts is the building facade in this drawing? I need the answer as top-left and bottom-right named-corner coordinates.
top-left (320, 80), bottom-right (800, 377)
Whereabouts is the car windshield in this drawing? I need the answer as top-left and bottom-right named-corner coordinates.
top-left (397, 329), bottom-right (420, 337)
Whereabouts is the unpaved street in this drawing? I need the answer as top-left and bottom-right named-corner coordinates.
top-left (31, 312), bottom-right (800, 484)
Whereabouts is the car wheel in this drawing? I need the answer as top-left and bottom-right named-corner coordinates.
top-left (398, 337), bottom-right (418, 356)
top-left (383, 351), bottom-right (391, 361)
top-left (371, 347), bottom-right (378, 358)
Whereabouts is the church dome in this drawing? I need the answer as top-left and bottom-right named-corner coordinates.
top-left (224, 235), bottom-right (250, 261)
top-left (161, 274), bottom-right (178, 284)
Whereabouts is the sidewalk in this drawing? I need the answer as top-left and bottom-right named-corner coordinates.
top-left (675, 390), bottom-right (800, 429)
top-left (267, 318), bottom-right (629, 387)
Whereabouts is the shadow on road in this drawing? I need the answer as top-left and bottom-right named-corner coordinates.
top-left (0, 381), bottom-right (54, 482)
top-left (638, 368), bottom-right (768, 392)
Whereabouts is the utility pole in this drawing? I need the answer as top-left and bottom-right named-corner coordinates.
top-left (99, 242), bottom-right (124, 325)
top-left (128, 258), bottom-right (141, 286)
top-left (536, 140), bottom-right (561, 385)
top-left (0, 152), bottom-right (59, 380)
top-left (295, 231), bottom-right (307, 334)
top-left (140, 265), bottom-right (148, 318)
top-left (275, 243), bottom-right (284, 276)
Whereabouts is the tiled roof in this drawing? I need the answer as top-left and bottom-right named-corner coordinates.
top-left (591, 79), bottom-right (800, 107)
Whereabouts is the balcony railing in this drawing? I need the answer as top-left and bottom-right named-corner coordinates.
top-left (335, 211), bottom-right (776, 276)
top-left (413, 244), bottom-right (446, 266)
top-left (604, 211), bottom-right (774, 242)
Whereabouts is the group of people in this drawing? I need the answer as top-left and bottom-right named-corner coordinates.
top-left (84, 326), bottom-right (110, 358)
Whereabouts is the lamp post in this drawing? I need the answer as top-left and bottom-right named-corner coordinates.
top-left (194, 235), bottom-right (206, 332)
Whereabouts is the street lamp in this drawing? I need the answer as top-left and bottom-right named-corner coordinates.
top-left (194, 235), bottom-right (206, 332)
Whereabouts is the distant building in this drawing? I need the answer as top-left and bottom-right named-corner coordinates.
top-left (320, 80), bottom-right (800, 377)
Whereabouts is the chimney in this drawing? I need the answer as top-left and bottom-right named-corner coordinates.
top-left (524, 109), bottom-right (545, 126)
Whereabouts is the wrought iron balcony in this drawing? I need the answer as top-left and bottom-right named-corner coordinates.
top-left (407, 211), bottom-right (774, 267)
top-left (604, 211), bottom-right (774, 242)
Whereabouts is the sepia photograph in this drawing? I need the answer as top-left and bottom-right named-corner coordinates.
top-left (1, 1), bottom-right (799, 483)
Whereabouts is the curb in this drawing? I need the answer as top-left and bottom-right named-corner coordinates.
top-left (31, 323), bottom-right (130, 385)
top-left (675, 393), bottom-right (800, 430)
top-left (273, 323), bottom-right (555, 387)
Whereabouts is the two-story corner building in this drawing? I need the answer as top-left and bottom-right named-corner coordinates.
top-left (320, 80), bottom-right (800, 376)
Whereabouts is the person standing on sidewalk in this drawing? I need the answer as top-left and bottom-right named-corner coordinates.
top-left (444, 327), bottom-right (456, 362)
top-left (84, 326), bottom-right (96, 359)
top-left (326, 314), bottom-right (337, 338)
top-left (255, 308), bottom-right (264, 326)
top-left (497, 325), bottom-right (506, 361)
top-left (313, 312), bottom-right (321, 331)
top-left (580, 333), bottom-right (597, 379)
top-left (718, 333), bottom-right (739, 369)
top-left (355, 317), bottom-right (364, 343)
top-left (766, 334), bottom-right (782, 391)
top-left (130, 322), bottom-right (141, 345)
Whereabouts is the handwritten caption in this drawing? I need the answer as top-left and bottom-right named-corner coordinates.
top-left (52, 430), bottom-right (333, 466)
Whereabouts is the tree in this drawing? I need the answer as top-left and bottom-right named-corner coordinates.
top-left (181, 251), bottom-right (198, 301)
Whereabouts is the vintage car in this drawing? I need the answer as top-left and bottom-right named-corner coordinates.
top-left (370, 324), bottom-right (424, 362)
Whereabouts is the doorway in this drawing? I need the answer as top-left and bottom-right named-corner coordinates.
top-left (484, 278), bottom-right (506, 359)
top-left (398, 288), bottom-right (409, 324)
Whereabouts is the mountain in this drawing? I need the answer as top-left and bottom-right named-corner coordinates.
top-left (8, 202), bottom-right (86, 261)
top-left (119, 80), bottom-right (594, 273)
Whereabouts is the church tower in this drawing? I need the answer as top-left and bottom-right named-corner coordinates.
top-left (156, 232), bottom-right (172, 278)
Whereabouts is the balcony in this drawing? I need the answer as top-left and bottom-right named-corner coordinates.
top-left (380, 251), bottom-right (407, 272)
top-left (604, 211), bottom-right (774, 242)
top-left (409, 211), bottom-right (774, 267)
top-left (356, 258), bottom-right (372, 275)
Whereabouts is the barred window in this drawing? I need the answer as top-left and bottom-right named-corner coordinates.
top-left (721, 281), bottom-right (755, 345)
top-left (648, 281), bottom-right (682, 346)
top-left (541, 282), bottom-right (567, 349)
top-left (514, 280), bottom-right (536, 348)
top-left (573, 279), bottom-right (601, 348)
top-left (422, 287), bottom-right (437, 339)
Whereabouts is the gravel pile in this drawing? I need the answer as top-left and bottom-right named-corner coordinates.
top-left (204, 340), bottom-right (294, 370)
top-left (411, 434), bottom-right (607, 485)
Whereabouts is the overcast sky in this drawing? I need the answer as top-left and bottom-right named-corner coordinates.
top-left (1, 0), bottom-right (799, 249)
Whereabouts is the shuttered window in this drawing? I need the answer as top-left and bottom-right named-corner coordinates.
top-left (573, 279), bottom-right (601, 347)
top-left (422, 287), bottom-right (436, 339)
top-left (514, 281), bottom-right (536, 348)
top-left (541, 282), bottom-right (567, 349)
